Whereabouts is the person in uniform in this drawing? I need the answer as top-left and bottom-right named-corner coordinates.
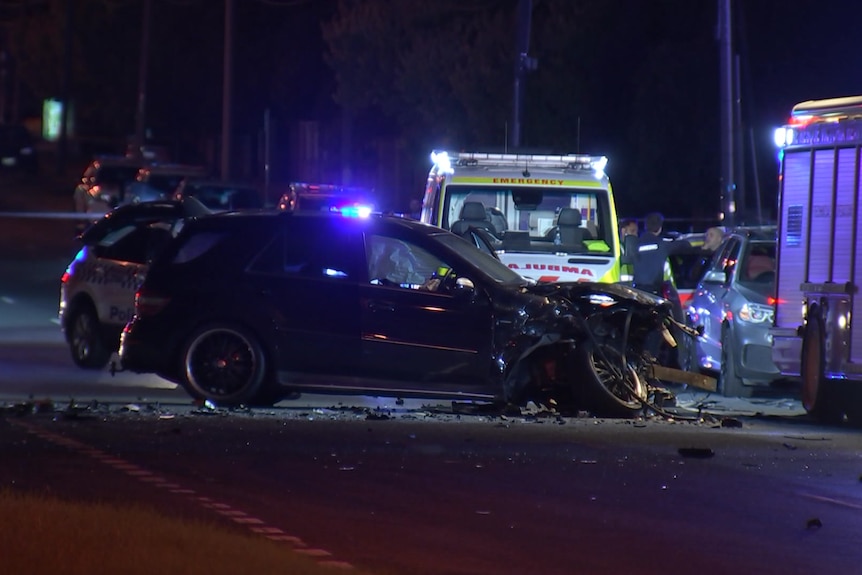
top-left (632, 212), bottom-right (692, 296)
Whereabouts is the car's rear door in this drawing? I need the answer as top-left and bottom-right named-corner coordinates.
top-left (245, 217), bottom-right (364, 378)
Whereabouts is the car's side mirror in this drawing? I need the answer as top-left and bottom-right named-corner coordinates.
top-left (703, 270), bottom-right (727, 284)
top-left (452, 277), bottom-right (476, 299)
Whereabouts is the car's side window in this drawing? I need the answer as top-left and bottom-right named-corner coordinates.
top-left (366, 234), bottom-right (453, 291)
top-left (97, 225), bottom-right (150, 263)
top-left (249, 221), bottom-right (360, 280)
top-left (711, 238), bottom-right (739, 274)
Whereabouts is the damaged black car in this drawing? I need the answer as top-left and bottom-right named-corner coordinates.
top-left (118, 209), bottom-right (698, 417)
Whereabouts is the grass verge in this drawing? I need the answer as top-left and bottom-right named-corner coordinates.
top-left (0, 489), bottom-right (369, 575)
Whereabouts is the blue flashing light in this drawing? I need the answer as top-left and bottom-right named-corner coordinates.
top-left (338, 205), bottom-right (372, 218)
top-left (323, 268), bottom-right (348, 278)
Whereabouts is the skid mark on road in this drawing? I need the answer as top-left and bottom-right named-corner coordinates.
top-left (9, 418), bottom-right (354, 570)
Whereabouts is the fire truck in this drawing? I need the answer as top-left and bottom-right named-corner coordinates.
top-left (771, 95), bottom-right (862, 423)
top-left (422, 151), bottom-right (622, 283)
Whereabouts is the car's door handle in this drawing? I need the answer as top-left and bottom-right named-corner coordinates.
top-left (368, 301), bottom-right (395, 312)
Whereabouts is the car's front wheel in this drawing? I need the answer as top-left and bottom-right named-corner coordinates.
top-left (575, 341), bottom-right (647, 418)
top-left (67, 305), bottom-right (111, 369)
top-left (180, 323), bottom-right (273, 406)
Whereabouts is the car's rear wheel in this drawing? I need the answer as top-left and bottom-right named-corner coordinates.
top-left (575, 341), bottom-right (646, 418)
top-left (719, 326), bottom-right (750, 397)
top-left (800, 307), bottom-right (844, 423)
top-left (180, 323), bottom-right (273, 406)
top-left (68, 305), bottom-right (111, 369)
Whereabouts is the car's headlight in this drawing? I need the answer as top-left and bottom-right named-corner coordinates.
top-left (737, 302), bottom-right (774, 323)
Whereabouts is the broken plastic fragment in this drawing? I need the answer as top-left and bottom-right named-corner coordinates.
top-left (677, 447), bottom-right (715, 459)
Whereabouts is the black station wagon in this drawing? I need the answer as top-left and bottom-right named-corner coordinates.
top-left (118, 209), bottom-right (678, 417)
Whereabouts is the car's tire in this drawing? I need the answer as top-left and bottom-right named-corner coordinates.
top-left (180, 323), bottom-right (272, 406)
top-left (800, 308), bottom-right (844, 424)
top-left (67, 305), bottom-right (112, 369)
top-left (575, 341), bottom-right (647, 418)
top-left (719, 326), bottom-right (751, 397)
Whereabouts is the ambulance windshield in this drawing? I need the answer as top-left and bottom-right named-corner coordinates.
top-left (441, 185), bottom-right (611, 253)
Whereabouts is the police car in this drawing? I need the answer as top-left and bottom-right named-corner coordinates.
top-left (59, 198), bottom-right (211, 369)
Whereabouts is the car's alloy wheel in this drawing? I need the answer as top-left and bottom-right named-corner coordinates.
top-left (181, 324), bottom-right (269, 406)
top-left (719, 326), bottom-right (750, 397)
top-left (68, 306), bottom-right (111, 369)
top-left (576, 341), bottom-right (646, 418)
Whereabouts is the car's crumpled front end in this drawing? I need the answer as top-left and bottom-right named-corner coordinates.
top-left (496, 281), bottom-right (710, 418)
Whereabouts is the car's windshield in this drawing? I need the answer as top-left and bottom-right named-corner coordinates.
top-left (96, 166), bottom-right (140, 186)
top-left (187, 185), bottom-right (262, 211)
top-left (441, 184), bottom-right (612, 253)
top-left (434, 233), bottom-right (527, 284)
top-left (148, 175), bottom-right (191, 193)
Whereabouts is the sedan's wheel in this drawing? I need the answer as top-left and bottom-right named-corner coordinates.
top-left (181, 324), bottom-right (269, 406)
top-left (68, 306), bottom-right (111, 369)
top-left (800, 309), bottom-right (843, 423)
top-left (719, 327), bottom-right (750, 397)
top-left (576, 341), bottom-right (646, 418)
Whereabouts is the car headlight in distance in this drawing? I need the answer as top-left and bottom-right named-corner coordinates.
top-left (737, 302), bottom-right (774, 323)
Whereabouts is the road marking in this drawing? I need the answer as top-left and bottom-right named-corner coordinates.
top-left (800, 492), bottom-right (862, 510)
top-left (7, 418), bottom-right (352, 569)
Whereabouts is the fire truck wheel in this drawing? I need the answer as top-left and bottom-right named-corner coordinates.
top-left (575, 341), bottom-right (647, 418)
top-left (800, 307), bottom-right (844, 423)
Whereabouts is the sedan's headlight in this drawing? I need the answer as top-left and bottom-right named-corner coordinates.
top-left (737, 302), bottom-right (774, 323)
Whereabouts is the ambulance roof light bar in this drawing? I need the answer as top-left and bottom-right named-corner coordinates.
top-left (430, 150), bottom-right (607, 175)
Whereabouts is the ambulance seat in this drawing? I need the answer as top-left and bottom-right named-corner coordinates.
top-left (451, 201), bottom-right (495, 236)
top-left (556, 208), bottom-right (587, 246)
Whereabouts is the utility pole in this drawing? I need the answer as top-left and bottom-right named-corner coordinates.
top-left (512, 0), bottom-right (536, 149)
top-left (133, 0), bottom-right (152, 158)
top-left (57, 0), bottom-right (74, 173)
top-left (718, 0), bottom-right (735, 227)
top-left (221, 0), bottom-right (234, 180)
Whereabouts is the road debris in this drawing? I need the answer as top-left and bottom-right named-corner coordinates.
top-left (677, 447), bottom-right (715, 459)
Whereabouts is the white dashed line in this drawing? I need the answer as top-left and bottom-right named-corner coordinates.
top-left (9, 419), bottom-right (353, 570)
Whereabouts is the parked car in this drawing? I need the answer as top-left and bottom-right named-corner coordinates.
top-left (173, 178), bottom-right (264, 212)
top-left (119, 209), bottom-right (683, 416)
top-left (124, 163), bottom-right (209, 205)
top-left (0, 124), bottom-right (38, 173)
top-left (684, 227), bottom-right (783, 397)
top-left (72, 155), bottom-right (152, 216)
top-left (60, 198), bottom-right (211, 369)
top-left (276, 182), bottom-right (376, 212)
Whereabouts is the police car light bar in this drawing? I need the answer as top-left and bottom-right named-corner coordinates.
top-left (337, 205), bottom-right (372, 218)
top-left (431, 150), bottom-right (607, 173)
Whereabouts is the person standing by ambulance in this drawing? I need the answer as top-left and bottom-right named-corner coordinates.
top-left (632, 212), bottom-right (692, 296)
top-left (619, 218), bottom-right (639, 283)
top-left (632, 212), bottom-right (693, 370)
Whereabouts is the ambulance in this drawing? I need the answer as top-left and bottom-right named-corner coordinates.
top-left (771, 95), bottom-right (862, 423)
top-left (422, 151), bottom-right (622, 283)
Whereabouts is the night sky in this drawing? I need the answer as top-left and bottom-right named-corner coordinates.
top-left (8, 0), bottom-right (862, 217)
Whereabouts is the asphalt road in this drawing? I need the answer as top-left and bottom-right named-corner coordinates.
top-left (4, 405), bottom-right (862, 575)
